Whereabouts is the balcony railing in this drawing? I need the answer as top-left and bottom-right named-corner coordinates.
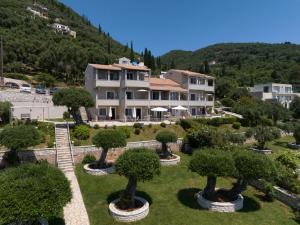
top-left (124, 79), bottom-right (149, 88)
top-left (96, 80), bottom-right (120, 87)
top-left (97, 99), bottom-right (119, 106)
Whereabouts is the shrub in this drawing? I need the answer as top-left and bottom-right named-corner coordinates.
top-left (73, 125), bottom-right (90, 140)
top-left (264, 182), bottom-right (276, 202)
top-left (73, 139), bottom-right (81, 146)
top-left (118, 126), bottom-right (131, 138)
top-left (275, 162), bottom-right (300, 194)
top-left (208, 117), bottom-right (237, 127)
top-left (252, 126), bottom-right (281, 150)
top-left (155, 131), bottom-right (177, 158)
top-left (0, 101), bottom-right (12, 124)
top-left (276, 153), bottom-right (299, 171)
top-left (189, 149), bottom-right (235, 200)
top-left (294, 124), bottom-right (300, 145)
top-left (179, 119), bottom-right (194, 130)
top-left (160, 122), bottom-right (166, 128)
top-left (92, 129), bottom-right (127, 168)
top-left (185, 126), bottom-right (216, 148)
top-left (148, 123), bottom-right (152, 128)
top-left (133, 123), bottom-right (142, 129)
top-left (259, 117), bottom-right (273, 126)
top-left (94, 124), bottom-right (100, 129)
top-left (134, 128), bottom-right (141, 135)
top-left (47, 141), bottom-right (54, 148)
top-left (232, 122), bottom-right (241, 130)
top-left (221, 98), bottom-right (235, 107)
top-left (115, 148), bottom-right (160, 209)
top-left (226, 132), bottom-right (246, 144)
top-left (0, 163), bottom-right (71, 225)
top-left (82, 154), bottom-right (96, 164)
top-left (63, 111), bottom-right (70, 119)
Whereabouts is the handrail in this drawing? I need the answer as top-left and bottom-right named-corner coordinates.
top-left (66, 121), bottom-right (75, 166)
top-left (54, 123), bottom-right (58, 166)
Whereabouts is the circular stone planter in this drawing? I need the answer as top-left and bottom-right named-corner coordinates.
top-left (109, 196), bottom-right (149, 223)
top-left (196, 191), bottom-right (244, 212)
top-left (83, 163), bottom-right (114, 176)
top-left (160, 154), bottom-right (181, 166)
top-left (288, 143), bottom-right (300, 150)
top-left (250, 147), bottom-right (272, 155)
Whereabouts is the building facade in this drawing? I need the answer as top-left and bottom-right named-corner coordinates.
top-left (84, 59), bottom-right (215, 122)
top-left (251, 83), bottom-right (299, 108)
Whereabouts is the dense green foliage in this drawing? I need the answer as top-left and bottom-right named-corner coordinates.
top-left (82, 154), bottom-right (96, 164)
top-left (0, 101), bottom-right (12, 124)
top-left (156, 131), bottom-right (177, 157)
top-left (0, 0), bottom-right (141, 84)
top-left (115, 148), bottom-right (160, 209)
top-left (0, 162), bottom-right (71, 225)
top-left (161, 43), bottom-right (300, 88)
top-left (247, 126), bottom-right (281, 150)
top-left (293, 124), bottom-right (300, 145)
top-left (73, 125), bottom-right (90, 140)
top-left (52, 87), bottom-right (94, 124)
top-left (290, 96), bottom-right (300, 119)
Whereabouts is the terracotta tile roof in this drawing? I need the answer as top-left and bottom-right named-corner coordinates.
top-left (149, 78), bottom-right (187, 92)
top-left (113, 64), bottom-right (150, 71)
top-left (89, 64), bottom-right (121, 71)
top-left (169, 69), bottom-right (215, 79)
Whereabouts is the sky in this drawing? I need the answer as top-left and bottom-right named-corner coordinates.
top-left (60, 0), bottom-right (300, 56)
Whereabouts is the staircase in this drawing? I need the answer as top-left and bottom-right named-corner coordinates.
top-left (55, 123), bottom-right (74, 173)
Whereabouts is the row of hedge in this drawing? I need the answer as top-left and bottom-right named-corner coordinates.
top-left (179, 117), bottom-right (237, 130)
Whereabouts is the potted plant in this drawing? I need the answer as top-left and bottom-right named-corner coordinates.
top-left (155, 131), bottom-right (180, 165)
top-left (83, 129), bottom-right (127, 175)
top-left (109, 148), bottom-right (160, 222)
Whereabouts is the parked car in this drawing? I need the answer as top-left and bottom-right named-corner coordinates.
top-left (49, 87), bottom-right (58, 95)
top-left (20, 84), bottom-right (31, 93)
top-left (35, 85), bottom-right (46, 94)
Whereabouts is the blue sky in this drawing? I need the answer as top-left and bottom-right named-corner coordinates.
top-left (60, 0), bottom-right (300, 56)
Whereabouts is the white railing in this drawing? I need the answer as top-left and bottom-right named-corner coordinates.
top-left (66, 121), bottom-right (75, 166)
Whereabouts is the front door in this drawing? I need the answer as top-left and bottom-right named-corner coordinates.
top-left (136, 108), bottom-right (142, 120)
top-left (111, 108), bottom-right (116, 120)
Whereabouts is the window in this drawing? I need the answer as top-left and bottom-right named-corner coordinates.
top-left (125, 108), bottom-right (132, 116)
top-left (138, 73), bottom-right (145, 81)
top-left (190, 93), bottom-right (196, 101)
top-left (207, 95), bottom-right (214, 101)
top-left (190, 77), bottom-right (197, 84)
top-left (99, 108), bottom-right (106, 116)
top-left (106, 92), bottom-right (115, 99)
top-left (199, 93), bottom-right (205, 101)
top-left (207, 80), bottom-right (214, 86)
top-left (285, 87), bottom-right (292, 93)
top-left (263, 86), bottom-right (269, 93)
top-left (126, 92), bottom-right (133, 100)
top-left (191, 108), bottom-right (196, 116)
top-left (273, 86), bottom-right (280, 93)
top-left (161, 91), bottom-right (169, 100)
top-left (170, 92), bottom-right (179, 100)
top-left (97, 71), bottom-right (108, 80)
top-left (199, 79), bottom-right (205, 85)
top-left (127, 72), bottom-right (134, 80)
top-left (152, 91), bottom-right (160, 100)
top-left (109, 72), bottom-right (119, 80)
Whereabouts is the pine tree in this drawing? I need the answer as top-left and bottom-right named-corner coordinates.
top-left (130, 41), bottom-right (134, 62)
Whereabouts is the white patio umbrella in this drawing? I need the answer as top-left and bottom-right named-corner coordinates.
top-left (132, 107), bottom-right (136, 118)
top-left (151, 107), bottom-right (168, 112)
top-left (172, 105), bottom-right (188, 111)
top-left (108, 107), bottom-right (112, 118)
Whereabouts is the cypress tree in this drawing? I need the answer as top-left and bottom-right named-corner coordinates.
top-left (204, 60), bottom-right (210, 73)
top-left (130, 41), bottom-right (134, 62)
top-left (171, 60), bottom-right (175, 69)
top-left (98, 24), bottom-right (102, 34)
top-left (107, 39), bottom-right (111, 55)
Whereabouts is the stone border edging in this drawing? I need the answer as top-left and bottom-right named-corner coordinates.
top-left (109, 196), bottom-right (149, 222)
top-left (250, 148), bottom-right (272, 155)
top-left (83, 163), bottom-right (114, 176)
top-left (160, 154), bottom-right (181, 166)
top-left (288, 143), bottom-right (300, 150)
top-left (196, 191), bottom-right (244, 212)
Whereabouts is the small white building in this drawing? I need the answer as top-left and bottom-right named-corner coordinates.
top-left (251, 83), bottom-right (298, 108)
top-left (51, 23), bottom-right (76, 38)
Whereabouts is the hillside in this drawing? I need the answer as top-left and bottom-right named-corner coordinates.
top-left (161, 43), bottom-right (300, 87)
top-left (0, 0), bottom-right (137, 84)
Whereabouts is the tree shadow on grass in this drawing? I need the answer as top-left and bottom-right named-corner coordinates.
top-left (239, 196), bottom-right (261, 212)
top-left (273, 141), bottom-right (289, 148)
top-left (177, 188), bottom-right (202, 210)
top-left (107, 190), bottom-right (153, 205)
top-left (48, 217), bottom-right (65, 225)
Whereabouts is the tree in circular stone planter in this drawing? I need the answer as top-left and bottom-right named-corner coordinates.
top-left (0, 162), bottom-right (71, 225)
top-left (0, 125), bottom-right (41, 166)
top-left (155, 131), bottom-right (177, 159)
top-left (92, 129), bottom-right (127, 168)
top-left (227, 151), bottom-right (276, 200)
top-left (189, 149), bottom-right (236, 200)
top-left (250, 126), bottom-right (281, 150)
top-left (293, 124), bottom-right (300, 146)
top-left (53, 87), bottom-right (95, 124)
top-left (115, 148), bottom-right (160, 209)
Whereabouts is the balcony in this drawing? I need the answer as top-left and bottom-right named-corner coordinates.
top-left (124, 79), bottom-right (149, 88)
top-left (189, 100), bottom-right (214, 107)
top-left (126, 99), bottom-right (149, 106)
top-left (97, 99), bottom-right (119, 106)
top-left (96, 80), bottom-right (120, 87)
top-left (189, 84), bottom-right (214, 92)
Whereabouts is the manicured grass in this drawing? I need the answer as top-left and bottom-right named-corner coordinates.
top-left (76, 153), bottom-right (297, 225)
top-left (267, 135), bottom-right (297, 157)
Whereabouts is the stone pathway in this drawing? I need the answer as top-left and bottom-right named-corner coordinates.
top-left (63, 171), bottom-right (90, 225)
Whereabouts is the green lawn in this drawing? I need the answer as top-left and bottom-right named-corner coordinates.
top-left (76, 153), bottom-right (297, 225)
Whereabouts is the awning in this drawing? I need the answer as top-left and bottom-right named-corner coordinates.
top-left (151, 107), bottom-right (168, 112)
top-left (172, 105), bottom-right (188, 111)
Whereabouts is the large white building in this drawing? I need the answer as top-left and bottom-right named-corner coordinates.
top-left (250, 83), bottom-right (299, 108)
top-left (84, 58), bottom-right (215, 122)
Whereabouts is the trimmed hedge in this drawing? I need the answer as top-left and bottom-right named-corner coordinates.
top-left (179, 117), bottom-right (237, 130)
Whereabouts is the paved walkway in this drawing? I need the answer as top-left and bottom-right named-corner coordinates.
top-left (63, 171), bottom-right (90, 225)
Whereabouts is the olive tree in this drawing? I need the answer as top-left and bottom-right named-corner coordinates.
top-left (189, 149), bottom-right (236, 200)
top-left (53, 88), bottom-right (94, 124)
top-left (0, 162), bottom-right (71, 225)
top-left (293, 124), bottom-right (300, 145)
top-left (228, 151), bottom-right (276, 200)
top-left (115, 148), bottom-right (160, 209)
top-left (92, 129), bottom-right (127, 168)
top-left (248, 126), bottom-right (281, 150)
top-left (0, 125), bottom-right (41, 165)
top-left (155, 131), bottom-right (177, 158)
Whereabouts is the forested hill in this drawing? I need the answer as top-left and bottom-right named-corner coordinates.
top-left (161, 43), bottom-right (300, 87)
top-left (0, 0), bottom-right (137, 84)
